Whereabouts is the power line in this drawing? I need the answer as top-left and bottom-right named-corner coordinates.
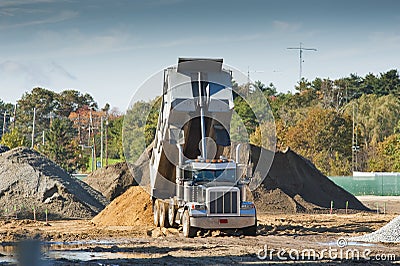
top-left (287, 42), bottom-right (317, 82)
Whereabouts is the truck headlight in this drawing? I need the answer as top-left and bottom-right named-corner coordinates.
top-left (240, 202), bottom-right (255, 210)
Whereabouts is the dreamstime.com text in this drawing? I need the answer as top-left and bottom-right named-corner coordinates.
top-left (257, 238), bottom-right (396, 261)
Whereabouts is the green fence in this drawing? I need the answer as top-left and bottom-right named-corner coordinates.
top-left (329, 174), bottom-right (400, 196)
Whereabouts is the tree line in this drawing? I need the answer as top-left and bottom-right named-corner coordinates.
top-left (0, 88), bottom-right (123, 173)
top-left (249, 69), bottom-right (400, 175)
top-left (1, 69), bottom-right (399, 175)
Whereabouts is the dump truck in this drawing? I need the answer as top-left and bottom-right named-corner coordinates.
top-left (150, 58), bottom-right (257, 237)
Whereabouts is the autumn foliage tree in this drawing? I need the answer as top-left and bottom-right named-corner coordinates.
top-left (0, 128), bottom-right (29, 149)
top-left (284, 107), bottom-right (352, 175)
top-left (369, 134), bottom-right (400, 172)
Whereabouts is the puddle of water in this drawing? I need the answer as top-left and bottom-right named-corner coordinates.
top-left (320, 241), bottom-right (375, 247)
top-left (345, 241), bottom-right (375, 247)
top-left (0, 239), bottom-right (153, 263)
top-left (0, 257), bottom-right (17, 264)
top-left (47, 250), bottom-right (144, 261)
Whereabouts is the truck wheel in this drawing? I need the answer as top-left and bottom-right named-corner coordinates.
top-left (168, 202), bottom-right (177, 228)
top-left (159, 201), bottom-right (169, 228)
top-left (153, 199), bottom-right (160, 227)
top-left (242, 220), bottom-right (257, 236)
top-left (182, 210), bottom-right (197, 238)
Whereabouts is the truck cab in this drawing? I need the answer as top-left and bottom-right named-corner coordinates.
top-left (177, 158), bottom-right (256, 237)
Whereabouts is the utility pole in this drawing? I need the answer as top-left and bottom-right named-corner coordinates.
top-left (88, 111), bottom-right (92, 146)
top-left (12, 104), bottom-right (16, 129)
top-left (352, 103), bottom-right (359, 173)
top-left (89, 110), bottom-right (96, 171)
top-left (287, 42), bottom-right (317, 82)
top-left (100, 116), bottom-right (104, 168)
top-left (105, 117), bottom-right (109, 166)
top-left (31, 107), bottom-right (36, 149)
top-left (2, 111), bottom-right (6, 137)
top-left (77, 113), bottom-right (81, 144)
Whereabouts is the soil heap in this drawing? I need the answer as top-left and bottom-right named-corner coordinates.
top-left (84, 162), bottom-right (135, 201)
top-left (0, 147), bottom-right (108, 219)
top-left (92, 186), bottom-right (153, 226)
top-left (250, 145), bottom-right (368, 213)
top-left (91, 145), bottom-right (368, 226)
top-left (84, 145), bottom-right (151, 201)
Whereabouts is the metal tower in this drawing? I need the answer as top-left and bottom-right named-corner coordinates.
top-left (287, 42), bottom-right (317, 81)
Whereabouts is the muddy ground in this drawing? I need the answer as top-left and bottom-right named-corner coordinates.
top-left (0, 197), bottom-right (399, 265)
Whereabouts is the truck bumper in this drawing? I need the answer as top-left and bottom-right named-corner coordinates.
top-left (190, 215), bottom-right (256, 229)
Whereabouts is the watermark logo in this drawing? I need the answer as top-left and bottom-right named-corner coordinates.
top-left (257, 238), bottom-right (396, 261)
top-left (336, 237), bottom-right (347, 248)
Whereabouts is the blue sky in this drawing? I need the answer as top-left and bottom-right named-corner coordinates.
top-left (0, 0), bottom-right (399, 110)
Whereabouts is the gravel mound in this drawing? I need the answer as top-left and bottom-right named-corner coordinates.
top-left (349, 215), bottom-right (400, 243)
top-left (250, 145), bottom-right (368, 213)
top-left (0, 147), bottom-right (109, 219)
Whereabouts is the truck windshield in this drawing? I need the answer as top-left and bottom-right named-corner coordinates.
top-left (193, 169), bottom-right (235, 182)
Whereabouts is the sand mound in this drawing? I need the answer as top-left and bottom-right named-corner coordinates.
top-left (0, 147), bottom-right (109, 219)
top-left (92, 186), bottom-right (153, 226)
top-left (84, 145), bottom-right (151, 201)
top-left (251, 145), bottom-right (368, 213)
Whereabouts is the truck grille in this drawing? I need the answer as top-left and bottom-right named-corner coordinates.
top-left (208, 190), bottom-right (238, 215)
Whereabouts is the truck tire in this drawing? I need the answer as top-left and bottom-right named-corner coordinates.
top-left (159, 201), bottom-right (169, 228)
top-left (153, 199), bottom-right (160, 227)
top-left (182, 210), bottom-right (197, 238)
top-left (242, 219), bottom-right (257, 236)
top-left (168, 202), bottom-right (177, 228)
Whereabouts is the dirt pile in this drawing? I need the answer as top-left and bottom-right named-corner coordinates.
top-left (92, 186), bottom-right (153, 226)
top-left (90, 144), bottom-right (368, 226)
top-left (0, 147), bottom-right (108, 219)
top-left (251, 145), bottom-right (368, 213)
top-left (84, 145), bottom-right (151, 201)
top-left (84, 162), bottom-right (136, 201)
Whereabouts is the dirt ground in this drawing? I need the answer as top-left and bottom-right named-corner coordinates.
top-left (0, 197), bottom-right (399, 265)
top-left (357, 196), bottom-right (400, 214)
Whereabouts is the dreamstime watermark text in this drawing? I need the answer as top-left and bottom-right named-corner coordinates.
top-left (257, 238), bottom-right (396, 261)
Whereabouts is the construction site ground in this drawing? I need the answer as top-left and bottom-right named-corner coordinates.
top-left (0, 196), bottom-right (399, 265)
